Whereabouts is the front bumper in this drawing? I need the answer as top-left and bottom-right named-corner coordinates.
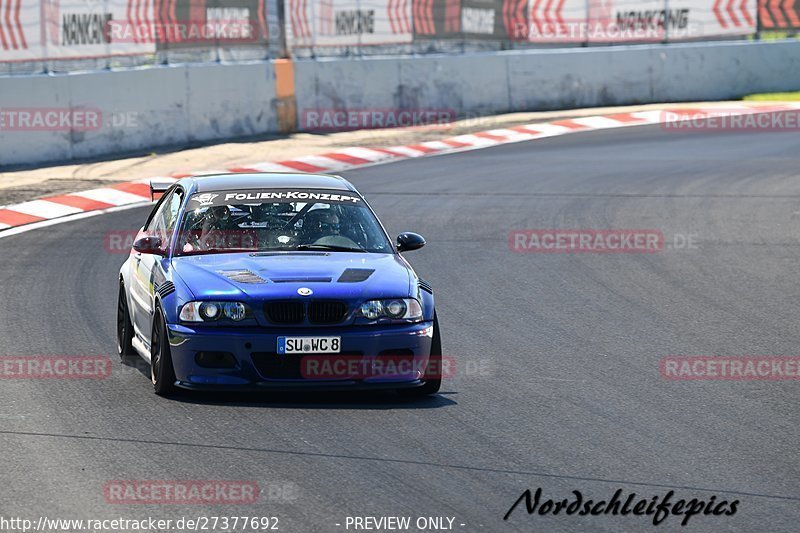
top-left (166, 321), bottom-right (434, 390)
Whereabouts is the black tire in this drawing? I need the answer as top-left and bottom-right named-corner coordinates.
top-left (151, 307), bottom-right (177, 396)
top-left (401, 313), bottom-right (442, 397)
top-left (117, 282), bottom-right (135, 359)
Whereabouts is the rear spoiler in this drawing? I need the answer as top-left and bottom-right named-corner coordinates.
top-left (149, 180), bottom-right (175, 201)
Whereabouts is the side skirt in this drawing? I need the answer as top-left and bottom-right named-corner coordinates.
top-left (132, 335), bottom-right (152, 364)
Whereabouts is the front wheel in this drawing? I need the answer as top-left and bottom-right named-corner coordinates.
top-left (401, 314), bottom-right (442, 397)
top-left (151, 308), bottom-right (177, 396)
top-left (117, 282), bottom-right (135, 359)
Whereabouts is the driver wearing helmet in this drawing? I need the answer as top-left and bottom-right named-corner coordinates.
top-left (302, 208), bottom-right (360, 249)
top-left (303, 209), bottom-right (340, 242)
top-left (182, 205), bottom-right (240, 252)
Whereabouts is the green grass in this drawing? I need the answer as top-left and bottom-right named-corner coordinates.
top-left (743, 91), bottom-right (800, 101)
top-left (747, 31), bottom-right (799, 41)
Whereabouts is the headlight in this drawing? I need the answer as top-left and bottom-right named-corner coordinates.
top-left (357, 298), bottom-right (422, 322)
top-left (180, 301), bottom-right (251, 322)
top-left (200, 302), bottom-right (220, 320)
top-left (384, 299), bottom-right (407, 318)
top-left (359, 300), bottom-right (383, 320)
top-left (224, 302), bottom-right (247, 321)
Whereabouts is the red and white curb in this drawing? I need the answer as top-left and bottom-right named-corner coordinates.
top-left (1, 103), bottom-right (798, 236)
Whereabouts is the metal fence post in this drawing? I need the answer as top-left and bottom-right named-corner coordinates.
top-left (277, 0), bottom-right (290, 58)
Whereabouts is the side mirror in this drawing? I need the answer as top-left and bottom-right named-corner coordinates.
top-left (133, 235), bottom-right (165, 255)
top-left (396, 232), bottom-right (426, 253)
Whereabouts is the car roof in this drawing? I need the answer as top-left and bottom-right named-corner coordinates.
top-left (181, 173), bottom-right (356, 194)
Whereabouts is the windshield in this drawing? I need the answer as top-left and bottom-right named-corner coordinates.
top-left (174, 189), bottom-right (393, 255)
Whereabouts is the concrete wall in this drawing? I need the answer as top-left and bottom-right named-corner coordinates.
top-left (2, 40), bottom-right (800, 167)
top-left (0, 62), bottom-right (278, 168)
top-left (296, 40), bottom-right (800, 116)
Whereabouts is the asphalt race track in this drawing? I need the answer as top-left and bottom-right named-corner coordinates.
top-left (1, 122), bottom-right (799, 532)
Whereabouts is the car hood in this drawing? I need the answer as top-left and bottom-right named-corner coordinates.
top-left (171, 252), bottom-right (414, 301)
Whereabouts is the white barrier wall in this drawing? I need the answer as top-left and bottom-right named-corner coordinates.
top-left (0, 62), bottom-right (278, 167)
top-left (2, 40), bottom-right (800, 167)
top-left (296, 40), bottom-right (800, 118)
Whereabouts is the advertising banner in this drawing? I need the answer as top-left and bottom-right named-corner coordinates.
top-left (585, 0), bottom-right (756, 43)
top-left (289, 0), bottom-right (412, 48)
top-left (758, 0), bottom-right (800, 30)
top-left (1, 0), bottom-right (157, 62)
top-left (150, 0), bottom-right (269, 49)
top-left (525, 0), bottom-right (756, 43)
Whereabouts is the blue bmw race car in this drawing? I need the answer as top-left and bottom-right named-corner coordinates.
top-left (117, 173), bottom-right (441, 396)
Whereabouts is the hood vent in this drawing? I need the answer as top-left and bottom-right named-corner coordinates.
top-left (418, 279), bottom-right (433, 294)
top-left (270, 277), bottom-right (332, 283)
top-left (337, 268), bottom-right (375, 283)
top-left (218, 270), bottom-right (267, 284)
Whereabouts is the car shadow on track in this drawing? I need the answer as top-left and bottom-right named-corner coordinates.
top-left (120, 355), bottom-right (457, 409)
top-left (164, 390), bottom-right (458, 410)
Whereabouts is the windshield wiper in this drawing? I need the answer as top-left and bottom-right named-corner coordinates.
top-left (296, 244), bottom-right (367, 253)
top-left (178, 247), bottom-right (254, 256)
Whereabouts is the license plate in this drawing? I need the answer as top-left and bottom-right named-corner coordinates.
top-left (277, 336), bottom-right (341, 354)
